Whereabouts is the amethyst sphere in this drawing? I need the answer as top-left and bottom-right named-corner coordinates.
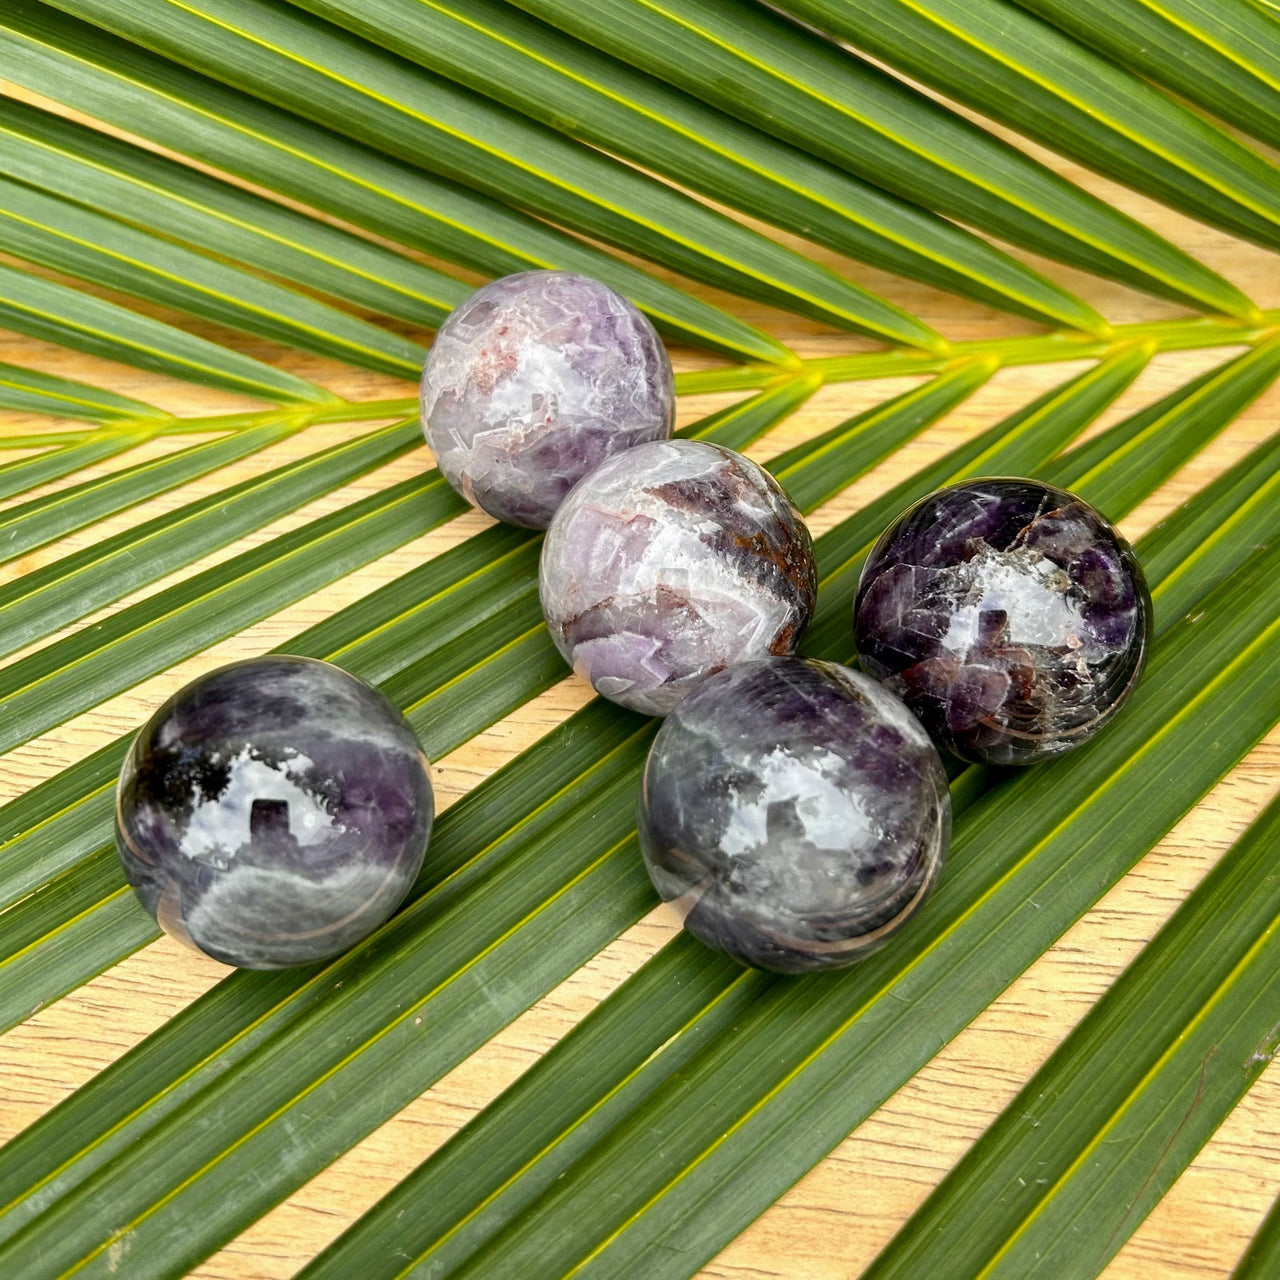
top-left (637, 657), bottom-right (950, 973)
top-left (420, 270), bottom-right (675, 529)
top-left (854, 477), bottom-right (1151, 766)
top-left (115, 656), bottom-right (433, 969)
top-left (540, 438), bottom-right (817, 716)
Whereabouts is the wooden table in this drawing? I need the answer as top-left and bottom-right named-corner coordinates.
top-left (0, 111), bottom-right (1277, 1277)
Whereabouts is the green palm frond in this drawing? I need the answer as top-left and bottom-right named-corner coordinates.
top-left (1011, 0), bottom-right (1280, 156)
top-left (0, 4), bottom-right (792, 362)
top-left (0, 259), bottom-right (333, 400)
top-left (0, 358), bottom-right (168, 420)
top-left (0, 0), bottom-right (1277, 1275)
top-left (501, 0), bottom-right (1258, 317)
top-left (0, 96), bottom-right (473, 331)
top-left (282, 0), bottom-right (1106, 336)
top-left (865, 784), bottom-right (1280, 1280)
top-left (30, 0), bottom-right (948, 349)
top-left (768, 0), bottom-right (1280, 251)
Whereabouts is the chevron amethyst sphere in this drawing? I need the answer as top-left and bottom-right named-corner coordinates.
top-left (540, 438), bottom-right (817, 716)
top-left (420, 270), bottom-right (675, 529)
top-left (638, 657), bottom-right (950, 973)
top-left (854, 477), bottom-right (1150, 766)
top-left (115, 656), bottom-right (433, 969)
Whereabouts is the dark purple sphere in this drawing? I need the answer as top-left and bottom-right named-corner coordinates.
top-left (854, 477), bottom-right (1151, 766)
top-left (637, 656), bottom-right (950, 973)
top-left (115, 656), bottom-right (433, 969)
top-left (420, 270), bottom-right (675, 529)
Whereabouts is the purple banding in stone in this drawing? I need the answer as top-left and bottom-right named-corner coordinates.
top-left (115, 655), bottom-right (433, 969)
top-left (539, 437), bottom-right (817, 716)
top-left (854, 477), bottom-right (1151, 766)
top-left (420, 270), bottom-right (675, 529)
top-left (637, 656), bottom-right (950, 973)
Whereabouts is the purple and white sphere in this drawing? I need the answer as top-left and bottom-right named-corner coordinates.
top-left (420, 271), bottom-right (675, 529)
top-left (854, 477), bottom-right (1151, 766)
top-left (115, 656), bottom-right (433, 969)
top-left (540, 438), bottom-right (817, 717)
top-left (637, 657), bottom-right (950, 973)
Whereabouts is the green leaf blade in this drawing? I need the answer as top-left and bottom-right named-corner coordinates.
top-left (1236, 1189), bottom-right (1280, 1278)
top-left (0, 95), bottom-right (472, 334)
top-left (0, 415), bottom-right (435, 662)
top-left (35, 0), bottom-right (940, 350)
top-left (0, 742), bottom-right (125, 921)
top-left (0, 3), bottom-right (789, 362)
top-left (0, 261), bottom-right (332, 403)
top-left (506, 0), bottom-right (1255, 318)
top-left (1048, 337), bottom-right (1280, 518)
top-left (287, 0), bottom-right (1104, 336)
top-left (1139, 426), bottom-right (1280, 626)
top-left (0, 424), bottom-right (457, 758)
top-left (0, 360), bottom-right (166, 422)
top-left (301, 935), bottom-right (761, 1280)
top-left (866, 789), bottom-right (1280, 1280)
top-left (771, 0), bottom-right (1280, 262)
top-left (1013, 0), bottom-right (1280, 156)
top-left (770, 357), bottom-right (998, 511)
top-left (0, 434), bottom-right (147, 502)
top-left (0, 175), bottom-right (427, 379)
top-left (0, 416), bottom-right (299, 571)
top-left (0, 0), bottom-right (1274, 1270)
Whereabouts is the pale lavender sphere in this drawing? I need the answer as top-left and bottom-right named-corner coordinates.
top-left (539, 438), bottom-right (817, 717)
top-left (420, 271), bottom-right (675, 529)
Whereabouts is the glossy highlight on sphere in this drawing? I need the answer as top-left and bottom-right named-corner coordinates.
top-left (638, 657), bottom-right (950, 973)
top-left (115, 656), bottom-right (433, 969)
top-left (540, 438), bottom-right (817, 716)
top-left (420, 270), bottom-right (675, 529)
top-left (854, 477), bottom-right (1151, 766)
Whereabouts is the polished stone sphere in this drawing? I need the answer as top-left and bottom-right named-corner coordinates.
top-left (420, 270), bottom-right (675, 529)
top-left (540, 438), bottom-right (817, 717)
top-left (637, 657), bottom-right (950, 973)
top-left (854, 477), bottom-right (1151, 766)
top-left (115, 656), bottom-right (433, 969)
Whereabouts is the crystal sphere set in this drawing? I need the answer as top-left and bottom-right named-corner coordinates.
top-left (116, 271), bottom-right (1151, 977)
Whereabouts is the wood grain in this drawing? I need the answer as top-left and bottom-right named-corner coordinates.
top-left (0, 98), bottom-right (1277, 1280)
